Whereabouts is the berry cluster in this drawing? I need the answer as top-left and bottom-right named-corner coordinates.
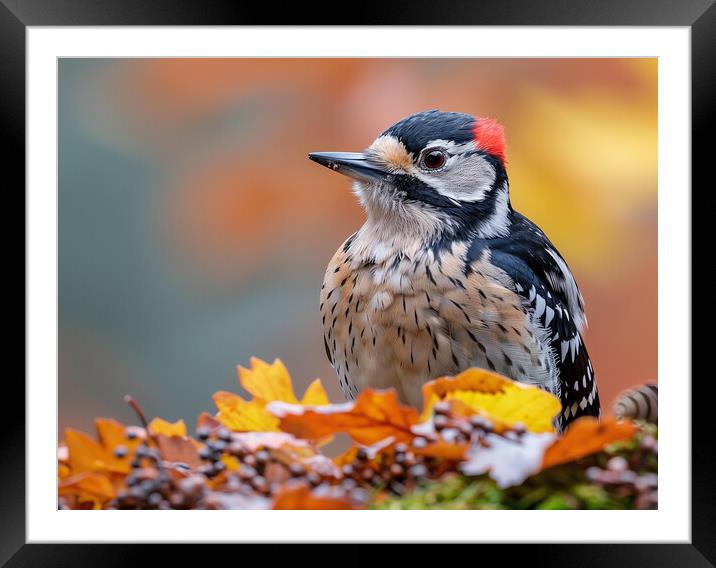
top-left (110, 425), bottom-right (337, 509)
top-left (585, 432), bottom-right (658, 509)
top-left (337, 402), bottom-right (522, 498)
top-left (111, 430), bottom-right (197, 510)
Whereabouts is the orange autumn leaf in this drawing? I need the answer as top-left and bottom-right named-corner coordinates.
top-left (414, 440), bottom-right (469, 461)
top-left (272, 482), bottom-right (355, 510)
top-left (268, 389), bottom-right (419, 445)
top-left (148, 417), bottom-right (188, 437)
top-left (422, 368), bottom-right (562, 433)
top-left (542, 416), bottom-right (637, 469)
top-left (214, 357), bottom-right (331, 432)
top-left (65, 419), bottom-right (141, 475)
top-left (59, 471), bottom-right (116, 506)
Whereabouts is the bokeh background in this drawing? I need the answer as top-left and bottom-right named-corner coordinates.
top-left (59, 58), bottom-right (657, 433)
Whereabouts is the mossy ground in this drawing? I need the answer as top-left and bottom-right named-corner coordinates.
top-left (373, 422), bottom-right (657, 510)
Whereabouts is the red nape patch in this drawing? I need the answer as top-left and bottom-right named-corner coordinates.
top-left (473, 117), bottom-right (506, 164)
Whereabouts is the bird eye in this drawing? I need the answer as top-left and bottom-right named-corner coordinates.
top-left (421, 149), bottom-right (446, 170)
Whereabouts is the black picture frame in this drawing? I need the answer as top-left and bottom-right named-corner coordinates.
top-left (6, 0), bottom-right (710, 564)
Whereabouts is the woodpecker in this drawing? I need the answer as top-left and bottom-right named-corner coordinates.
top-left (310, 110), bottom-right (600, 429)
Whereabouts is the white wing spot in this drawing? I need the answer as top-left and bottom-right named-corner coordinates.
top-left (570, 336), bottom-right (579, 362)
top-left (534, 295), bottom-right (546, 319)
top-left (560, 341), bottom-right (570, 362)
top-left (544, 306), bottom-right (554, 327)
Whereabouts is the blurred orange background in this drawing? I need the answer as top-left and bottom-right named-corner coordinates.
top-left (59, 58), bottom-right (657, 433)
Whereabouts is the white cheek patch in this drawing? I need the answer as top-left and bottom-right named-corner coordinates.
top-left (414, 152), bottom-right (497, 203)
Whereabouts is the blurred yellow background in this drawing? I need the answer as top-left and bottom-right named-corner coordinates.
top-left (59, 58), bottom-right (657, 433)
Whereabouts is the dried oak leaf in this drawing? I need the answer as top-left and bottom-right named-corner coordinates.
top-left (268, 389), bottom-right (419, 445)
top-left (195, 411), bottom-right (223, 435)
top-left (272, 482), bottom-right (356, 510)
top-left (154, 434), bottom-right (202, 470)
top-left (213, 357), bottom-right (330, 432)
top-left (422, 368), bottom-right (561, 433)
top-left (541, 416), bottom-right (637, 469)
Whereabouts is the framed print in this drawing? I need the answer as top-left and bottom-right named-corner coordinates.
top-left (7, 0), bottom-right (711, 564)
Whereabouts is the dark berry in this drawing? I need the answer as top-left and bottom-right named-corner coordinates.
top-left (289, 463), bottom-right (305, 477)
top-left (433, 414), bottom-right (449, 430)
top-left (408, 464), bottom-right (428, 479)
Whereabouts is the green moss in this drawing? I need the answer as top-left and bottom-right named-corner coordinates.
top-left (372, 422), bottom-right (657, 510)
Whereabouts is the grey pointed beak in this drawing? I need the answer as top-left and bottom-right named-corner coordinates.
top-left (308, 152), bottom-right (389, 182)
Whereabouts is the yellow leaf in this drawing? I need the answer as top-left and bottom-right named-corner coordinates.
top-left (238, 357), bottom-right (297, 403)
top-left (300, 378), bottom-right (330, 406)
top-left (214, 358), bottom-right (332, 433)
top-left (213, 390), bottom-right (280, 432)
top-left (148, 417), bottom-right (187, 437)
top-left (422, 368), bottom-right (561, 433)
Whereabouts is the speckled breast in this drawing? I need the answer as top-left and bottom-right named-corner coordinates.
top-left (320, 235), bottom-right (557, 409)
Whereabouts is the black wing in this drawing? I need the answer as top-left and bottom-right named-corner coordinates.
top-left (467, 212), bottom-right (600, 429)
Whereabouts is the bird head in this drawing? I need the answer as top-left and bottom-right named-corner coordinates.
top-left (310, 110), bottom-right (511, 243)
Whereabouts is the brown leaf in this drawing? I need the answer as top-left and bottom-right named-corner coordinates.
top-left (155, 434), bottom-right (202, 470)
top-left (542, 417), bottom-right (637, 469)
top-left (196, 412), bottom-right (223, 435)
